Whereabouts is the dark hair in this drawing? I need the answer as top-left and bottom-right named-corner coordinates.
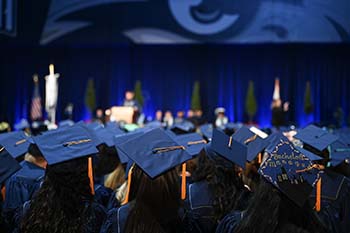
top-left (124, 165), bottom-right (183, 233)
top-left (234, 180), bottom-right (328, 233)
top-left (192, 150), bottom-right (244, 221)
top-left (28, 144), bottom-right (44, 158)
top-left (94, 144), bottom-right (120, 177)
top-left (20, 157), bottom-right (94, 233)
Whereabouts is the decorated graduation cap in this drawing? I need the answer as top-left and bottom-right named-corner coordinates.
top-left (118, 128), bottom-right (192, 203)
top-left (170, 121), bottom-right (195, 134)
top-left (199, 124), bottom-right (213, 141)
top-left (114, 131), bottom-right (145, 164)
top-left (0, 131), bottom-right (32, 158)
top-left (266, 132), bottom-right (289, 154)
top-left (172, 132), bottom-right (207, 157)
top-left (232, 126), bottom-right (269, 162)
top-left (259, 139), bottom-right (323, 207)
top-left (294, 125), bottom-right (338, 151)
top-left (0, 149), bottom-right (21, 184)
top-left (211, 128), bottom-right (247, 168)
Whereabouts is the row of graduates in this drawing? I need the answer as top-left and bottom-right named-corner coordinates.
top-left (0, 120), bottom-right (350, 233)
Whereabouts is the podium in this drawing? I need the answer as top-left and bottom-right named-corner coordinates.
top-left (110, 106), bottom-right (134, 124)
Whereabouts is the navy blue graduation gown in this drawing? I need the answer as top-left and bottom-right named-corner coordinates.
top-left (215, 211), bottom-right (243, 233)
top-left (100, 202), bottom-right (131, 233)
top-left (182, 180), bottom-right (216, 233)
top-left (106, 191), bottom-right (121, 211)
top-left (94, 184), bottom-right (113, 208)
top-left (3, 161), bottom-right (45, 210)
top-left (309, 170), bottom-right (350, 233)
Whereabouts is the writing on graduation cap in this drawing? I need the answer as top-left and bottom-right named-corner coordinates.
top-left (152, 145), bottom-right (185, 154)
top-left (63, 139), bottom-right (92, 147)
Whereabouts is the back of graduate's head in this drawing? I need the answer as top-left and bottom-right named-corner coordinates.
top-left (234, 180), bottom-right (327, 233)
top-left (94, 143), bottom-right (120, 177)
top-left (124, 165), bottom-right (182, 233)
top-left (21, 157), bottom-right (94, 233)
top-left (132, 164), bottom-right (180, 211)
top-left (192, 149), bottom-right (243, 221)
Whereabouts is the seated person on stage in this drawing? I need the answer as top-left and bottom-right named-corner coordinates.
top-left (17, 125), bottom-right (106, 233)
top-left (175, 111), bottom-right (185, 124)
top-left (101, 129), bottom-right (190, 233)
top-left (215, 108), bottom-right (228, 129)
top-left (163, 111), bottom-right (174, 128)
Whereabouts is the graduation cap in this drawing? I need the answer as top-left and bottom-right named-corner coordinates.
top-left (0, 131), bottom-right (32, 158)
top-left (259, 140), bottom-right (323, 207)
top-left (232, 126), bottom-right (269, 162)
top-left (294, 125), bottom-right (338, 151)
top-left (94, 126), bottom-right (125, 147)
top-left (86, 122), bottom-right (104, 131)
top-left (265, 132), bottom-right (289, 154)
top-left (58, 119), bottom-right (75, 128)
top-left (204, 142), bottom-right (233, 168)
top-left (328, 139), bottom-right (350, 166)
top-left (33, 124), bottom-right (99, 165)
top-left (199, 124), bottom-right (213, 141)
top-left (172, 132), bottom-right (207, 157)
top-left (33, 124), bottom-right (99, 195)
top-left (294, 146), bottom-right (323, 161)
top-left (170, 121), bottom-right (195, 135)
top-left (144, 121), bottom-right (163, 129)
top-left (0, 149), bottom-right (21, 184)
top-left (118, 128), bottom-right (192, 203)
top-left (114, 131), bottom-right (145, 164)
top-left (211, 128), bottom-right (247, 168)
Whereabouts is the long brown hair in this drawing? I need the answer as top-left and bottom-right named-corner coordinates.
top-left (124, 165), bottom-right (183, 233)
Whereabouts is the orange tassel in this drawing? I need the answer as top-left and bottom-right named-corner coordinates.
top-left (1, 186), bottom-right (6, 201)
top-left (181, 163), bottom-right (187, 200)
top-left (88, 157), bottom-right (95, 195)
top-left (258, 153), bottom-right (262, 164)
top-left (122, 165), bottom-right (134, 205)
top-left (315, 178), bottom-right (322, 212)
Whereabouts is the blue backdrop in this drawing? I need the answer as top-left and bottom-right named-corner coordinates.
top-left (1, 44), bottom-right (349, 128)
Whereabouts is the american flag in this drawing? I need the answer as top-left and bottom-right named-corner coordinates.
top-left (30, 75), bottom-right (42, 121)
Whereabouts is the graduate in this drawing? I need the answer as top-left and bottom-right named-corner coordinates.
top-left (18, 124), bottom-right (106, 233)
top-left (1, 131), bottom-right (46, 227)
top-left (101, 128), bottom-right (193, 233)
top-left (0, 147), bottom-right (22, 232)
top-left (216, 136), bottom-right (328, 233)
top-left (181, 129), bottom-right (245, 233)
top-left (295, 125), bottom-right (350, 233)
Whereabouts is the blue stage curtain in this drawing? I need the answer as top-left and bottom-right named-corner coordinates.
top-left (0, 44), bottom-right (349, 128)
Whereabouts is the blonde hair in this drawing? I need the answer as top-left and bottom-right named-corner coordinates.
top-left (104, 163), bottom-right (126, 191)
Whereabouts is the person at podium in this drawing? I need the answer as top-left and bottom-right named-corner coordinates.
top-left (123, 91), bottom-right (141, 123)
